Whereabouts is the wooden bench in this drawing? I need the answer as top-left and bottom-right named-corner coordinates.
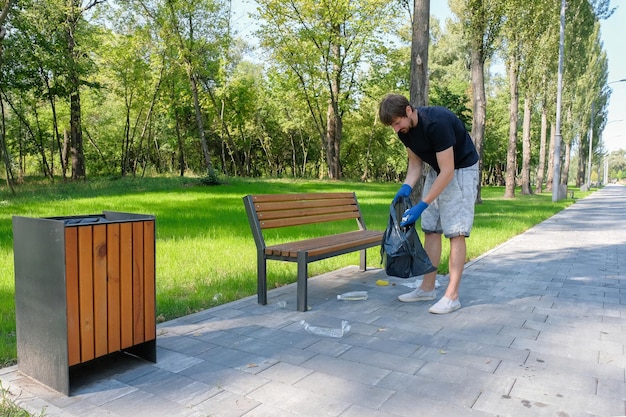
top-left (243, 192), bottom-right (383, 312)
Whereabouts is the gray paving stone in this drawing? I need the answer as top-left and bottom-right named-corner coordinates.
top-left (153, 347), bottom-right (204, 373)
top-left (180, 364), bottom-right (270, 396)
top-left (191, 389), bottom-right (260, 417)
top-left (294, 371), bottom-right (395, 409)
top-left (411, 345), bottom-right (501, 374)
top-left (381, 391), bottom-right (498, 417)
top-left (415, 361), bottom-right (515, 395)
top-left (377, 372), bottom-right (483, 409)
top-left (195, 344), bottom-right (277, 373)
top-left (339, 346), bottom-right (425, 374)
top-left (247, 380), bottom-right (350, 416)
top-left (156, 332), bottom-right (217, 356)
top-left (510, 378), bottom-right (624, 416)
top-left (97, 389), bottom-right (203, 417)
top-left (495, 360), bottom-right (598, 395)
top-left (338, 404), bottom-right (404, 417)
top-left (525, 350), bottom-right (624, 382)
top-left (256, 361), bottom-right (313, 385)
top-left (473, 390), bottom-right (597, 417)
top-left (305, 339), bottom-right (353, 357)
top-left (300, 353), bottom-right (391, 385)
top-left (241, 403), bottom-right (305, 417)
top-left (341, 333), bottom-right (420, 358)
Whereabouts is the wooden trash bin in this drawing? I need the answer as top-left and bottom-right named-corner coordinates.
top-left (12, 211), bottom-right (157, 395)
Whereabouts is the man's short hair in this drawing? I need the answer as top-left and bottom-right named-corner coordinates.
top-left (379, 94), bottom-right (410, 125)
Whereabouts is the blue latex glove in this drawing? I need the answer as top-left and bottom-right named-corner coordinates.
top-left (400, 201), bottom-right (429, 227)
top-left (393, 184), bottom-right (412, 203)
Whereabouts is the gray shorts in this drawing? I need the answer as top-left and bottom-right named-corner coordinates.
top-left (421, 162), bottom-right (479, 238)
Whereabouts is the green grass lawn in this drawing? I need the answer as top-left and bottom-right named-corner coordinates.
top-left (0, 176), bottom-right (587, 367)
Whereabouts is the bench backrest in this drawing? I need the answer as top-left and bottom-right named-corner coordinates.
top-left (243, 192), bottom-right (367, 249)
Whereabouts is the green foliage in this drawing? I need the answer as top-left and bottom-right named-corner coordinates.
top-left (0, 0), bottom-right (615, 190)
top-left (0, 382), bottom-right (45, 416)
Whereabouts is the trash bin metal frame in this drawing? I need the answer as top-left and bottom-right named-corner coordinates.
top-left (13, 211), bottom-right (157, 395)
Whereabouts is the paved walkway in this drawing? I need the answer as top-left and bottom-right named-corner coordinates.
top-left (1, 185), bottom-right (625, 417)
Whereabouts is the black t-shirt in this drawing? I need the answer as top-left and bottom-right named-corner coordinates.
top-left (398, 106), bottom-right (478, 173)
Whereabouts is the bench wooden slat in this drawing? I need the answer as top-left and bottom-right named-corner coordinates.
top-left (266, 230), bottom-right (382, 258)
top-left (243, 192), bottom-right (383, 312)
top-left (259, 211), bottom-right (360, 229)
top-left (254, 198), bottom-right (357, 214)
top-left (256, 202), bottom-right (358, 220)
top-left (251, 192), bottom-right (355, 203)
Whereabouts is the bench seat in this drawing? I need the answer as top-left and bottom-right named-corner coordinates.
top-left (243, 192), bottom-right (383, 311)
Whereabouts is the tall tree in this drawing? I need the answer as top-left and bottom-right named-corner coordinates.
top-left (64, 0), bottom-right (104, 179)
top-left (0, 0), bottom-right (15, 192)
top-left (501, 0), bottom-right (545, 198)
top-left (256, 0), bottom-right (396, 179)
top-left (516, 2), bottom-right (556, 195)
top-left (137, 0), bottom-right (230, 179)
top-left (450, 0), bottom-right (503, 203)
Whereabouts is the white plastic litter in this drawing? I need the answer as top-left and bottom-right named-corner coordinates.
top-left (300, 320), bottom-right (351, 338)
top-left (337, 291), bottom-right (368, 301)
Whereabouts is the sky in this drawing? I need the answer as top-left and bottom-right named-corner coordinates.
top-left (230, 1), bottom-right (626, 152)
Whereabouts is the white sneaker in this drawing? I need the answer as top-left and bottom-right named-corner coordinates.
top-left (429, 296), bottom-right (461, 314)
top-left (398, 288), bottom-right (436, 302)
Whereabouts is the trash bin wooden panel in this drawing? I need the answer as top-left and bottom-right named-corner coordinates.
top-left (13, 212), bottom-right (157, 395)
top-left (107, 223), bottom-right (121, 354)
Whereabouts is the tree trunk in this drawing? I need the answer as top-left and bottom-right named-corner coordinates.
top-left (536, 102), bottom-right (548, 193)
top-left (1, 0), bottom-right (15, 192)
top-left (576, 135), bottom-right (585, 186)
top-left (0, 0), bottom-right (12, 58)
top-left (410, 0), bottom-right (429, 107)
top-left (470, 46), bottom-right (486, 204)
top-left (41, 72), bottom-right (64, 179)
top-left (409, 0), bottom-right (429, 201)
top-left (361, 113), bottom-right (378, 182)
top-left (546, 122), bottom-right (555, 192)
top-left (326, 101), bottom-right (342, 179)
top-left (203, 83), bottom-right (241, 176)
top-left (520, 95), bottom-right (532, 195)
top-left (189, 74), bottom-right (215, 177)
top-left (326, 35), bottom-right (342, 180)
top-left (69, 87), bottom-right (86, 179)
top-left (504, 55), bottom-right (519, 198)
top-left (174, 106), bottom-right (185, 177)
top-left (561, 140), bottom-right (570, 186)
top-left (0, 91), bottom-right (15, 193)
top-left (66, 1), bottom-right (86, 180)
top-left (121, 96), bottom-right (133, 177)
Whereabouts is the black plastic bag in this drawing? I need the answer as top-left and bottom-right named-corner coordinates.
top-left (380, 196), bottom-right (437, 278)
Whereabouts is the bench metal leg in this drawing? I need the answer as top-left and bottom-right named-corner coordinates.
top-left (297, 252), bottom-right (308, 312)
top-left (257, 250), bottom-right (267, 305)
top-left (359, 249), bottom-right (367, 271)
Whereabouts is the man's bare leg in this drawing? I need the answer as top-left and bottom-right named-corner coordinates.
top-left (420, 232), bottom-right (441, 292)
top-left (444, 235), bottom-right (466, 300)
